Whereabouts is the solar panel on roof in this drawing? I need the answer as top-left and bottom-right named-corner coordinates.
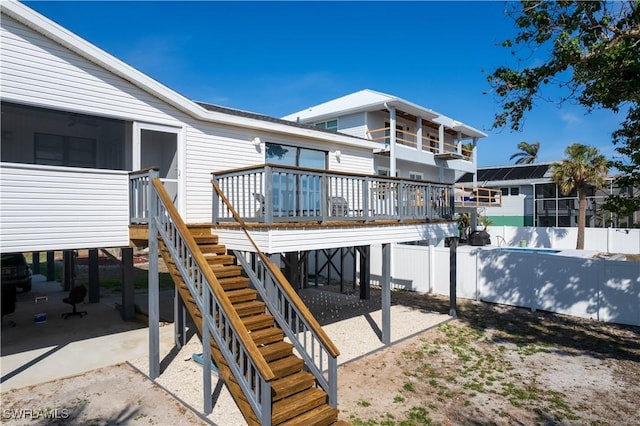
top-left (464, 164), bottom-right (551, 183)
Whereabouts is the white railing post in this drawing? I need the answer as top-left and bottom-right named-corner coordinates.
top-left (264, 166), bottom-right (273, 225)
top-left (212, 175), bottom-right (220, 224)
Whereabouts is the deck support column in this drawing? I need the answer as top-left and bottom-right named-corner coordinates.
top-left (148, 212), bottom-right (160, 379)
top-left (449, 237), bottom-right (458, 318)
top-left (63, 250), bottom-right (75, 291)
top-left (121, 247), bottom-right (136, 321)
top-left (88, 249), bottom-right (100, 303)
top-left (381, 243), bottom-right (391, 345)
top-left (284, 252), bottom-right (301, 290)
top-left (46, 251), bottom-right (55, 282)
top-left (357, 245), bottom-right (370, 300)
top-left (31, 252), bottom-right (40, 275)
top-left (175, 287), bottom-right (187, 347)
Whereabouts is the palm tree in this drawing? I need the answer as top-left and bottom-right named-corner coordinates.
top-left (510, 141), bottom-right (540, 164)
top-left (551, 144), bottom-right (608, 250)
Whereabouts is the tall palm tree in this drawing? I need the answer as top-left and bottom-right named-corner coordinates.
top-left (551, 144), bottom-right (608, 250)
top-left (510, 141), bottom-right (540, 164)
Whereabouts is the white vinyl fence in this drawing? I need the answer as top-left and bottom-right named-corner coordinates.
top-left (366, 244), bottom-right (640, 327)
top-left (485, 225), bottom-right (640, 254)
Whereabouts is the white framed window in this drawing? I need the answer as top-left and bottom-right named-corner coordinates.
top-left (409, 171), bottom-right (423, 180)
top-left (314, 119), bottom-right (338, 132)
top-left (377, 167), bottom-right (390, 176)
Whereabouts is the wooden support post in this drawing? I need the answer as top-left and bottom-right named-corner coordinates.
top-left (339, 247), bottom-right (345, 293)
top-left (300, 251), bottom-right (309, 289)
top-left (121, 247), bottom-right (136, 321)
top-left (88, 249), bottom-right (100, 303)
top-left (381, 243), bottom-right (391, 344)
top-left (284, 252), bottom-right (300, 290)
top-left (449, 237), bottom-right (458, 318)
top-left (351, 247), bottom-right (357, 291)
top-left (31, 251), bottom-right (40, 275)
top-left (63, 250), bottom-right (74, 291)
top-left (358, 245), bottom-right (370, 300)
top-left (314, 250), bottom-right (319, 287)
top-left (46, 251), bottom-right (55, 282)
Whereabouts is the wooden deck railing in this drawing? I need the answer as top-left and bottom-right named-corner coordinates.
top-left (366, 127), bottom-right (472, 161)
top-left (211, 164), bottom-right (455, 225)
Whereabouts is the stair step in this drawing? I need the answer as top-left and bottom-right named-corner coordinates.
top-left (218, 276), bottom-right (250, 291)
top-left (270, 355), bottom-right (304, 379)
top-left (250, 327), bottom-right (284, 346)
top-left (209, 265), bottom-right (243, 278)
top-left (278, 404), bottom-right (339, 426)
top-left (203, 253), bottom-right (236, 266)
top-left (186, 224), bottom-right (214, 236)
top-left (233, 300), bottom-right (266, 317)
top-left (271, 371), bottom-right (316, 401)
top-left (226, 288), bottom-right (257, 304)
top-left (242, 313), bottom-right (274, 331)
top-left (272, 388), bottom-right (327, 425)
top-left (193, 235), bottom-right (219, 244)
top-left (258, 341), bottom-right (293, 362)
top-left (199, 244), bottom-right (227, 254)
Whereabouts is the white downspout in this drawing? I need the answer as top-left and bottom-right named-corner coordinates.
top-left (384, 102), bottom-right (397, 177)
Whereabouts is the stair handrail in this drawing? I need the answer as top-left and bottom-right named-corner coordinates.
top-left (149, 178), bottom-right (274, 422)
top-left (212, 180), bottom-right (340, 406)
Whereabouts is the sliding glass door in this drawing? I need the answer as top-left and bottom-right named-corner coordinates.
top-left (266, 143), bottom-right (326, 217)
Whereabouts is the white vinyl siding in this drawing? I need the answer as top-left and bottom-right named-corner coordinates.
top-left (183, 122), bottom-right (266, 223)
top-left (1, 16), bottom-right (185, 127)
top-left (0, 163), bottom-right (130, 252)
top-left (334, 113), bottom-right (366, 138)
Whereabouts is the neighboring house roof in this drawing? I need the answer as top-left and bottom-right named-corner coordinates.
top-left (457, 163), bottom-right (553, 185)
top-left (1, 0), bottom-right (378, 150)
top-left (196, 102), bottom-right (368, 140)
top-left (282, 89), bottom-right (488, 139)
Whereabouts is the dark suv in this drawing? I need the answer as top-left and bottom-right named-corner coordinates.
top-left (1, 253), bottom-right (32, 292)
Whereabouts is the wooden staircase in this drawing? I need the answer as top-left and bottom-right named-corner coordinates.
top-left (159, 223), bottom-right (342, 425)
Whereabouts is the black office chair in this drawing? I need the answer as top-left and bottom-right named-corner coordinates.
top-left (1, 284), bottom-right (17, 327)
top-left (62, 285), bottom-right (88, 319)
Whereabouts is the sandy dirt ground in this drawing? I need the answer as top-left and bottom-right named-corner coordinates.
top-left (337, 295), bottom-right (640, 425)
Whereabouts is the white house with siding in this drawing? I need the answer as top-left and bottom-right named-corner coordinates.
top-left (0, 1), bottom-right (497, 422)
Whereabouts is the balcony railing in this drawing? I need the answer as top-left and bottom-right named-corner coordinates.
top-left (453, 185), bottom-right (502, 208)
top-left (366, 127), bottom-right (472, 161)
top-left (211, 164), bottom-right (455, 225)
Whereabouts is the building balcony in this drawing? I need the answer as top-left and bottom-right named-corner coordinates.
top-left (366, 127), bottom-right (473, 161)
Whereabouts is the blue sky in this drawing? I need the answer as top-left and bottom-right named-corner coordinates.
top-left (25, 1), bottom-right (624, 168)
